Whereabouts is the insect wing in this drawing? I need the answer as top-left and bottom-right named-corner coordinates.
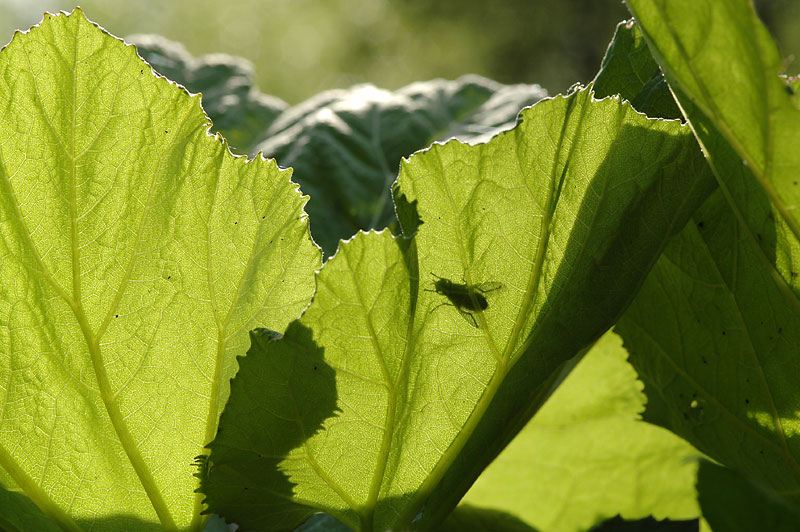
top-left (474, 281), bottom-right (502, 294)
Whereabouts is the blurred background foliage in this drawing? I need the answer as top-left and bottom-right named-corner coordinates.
top-left (1, 0), bottom-right (798, 103)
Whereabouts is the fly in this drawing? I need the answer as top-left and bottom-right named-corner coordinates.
top-left (428, 274), bottom-right (501, 327)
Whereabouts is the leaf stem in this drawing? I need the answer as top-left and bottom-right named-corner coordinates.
top-left (75, 309), bottom-right (178, 530)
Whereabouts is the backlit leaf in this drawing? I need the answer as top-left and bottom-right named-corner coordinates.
top-left (0, 10), bottom-right (319, 531)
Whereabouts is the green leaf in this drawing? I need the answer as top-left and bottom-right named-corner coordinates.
top-left (201, 88), bottom-right (715, 531)
top-left (592, 20), bottom-right (681, 120)
top-left (0, 9), bottom-right (319, 531)
top-left (129, 34), bottom-right (288, 154)
top-left (457, 331), bottom-right (701, 532)
top-left (697, 461), bottom-right (800, 532)
top-left (615, 189), bottom-right (800, 508)
top-left (614, 0), bottom-right (800, 511)
top-left (625, 0), bottom-right (800, 244)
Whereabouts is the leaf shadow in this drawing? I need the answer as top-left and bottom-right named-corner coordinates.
top-left (202, 323), bottom-right (340, 532)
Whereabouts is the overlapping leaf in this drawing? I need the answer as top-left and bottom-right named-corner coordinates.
top-left (131, 35), bottom-right (549, 255)
top-left (614, 0), bottom-right (800, 510)
top-left (592, 20), bottom-right (680, 121)
top-left (625, 0), bottom-right (800, 262)
top-left (201, 87), bottom-right (714, 531)
top-left (130, 34), bottom-right (288, 154)
top-left (0, 10), bottom-right (319, 531)
top-left (456, 331), bottom-right (701, 532)
top-left (616, 187), bottom-right (800, 507)
top-left (256, 75), bottom-right (547, 254)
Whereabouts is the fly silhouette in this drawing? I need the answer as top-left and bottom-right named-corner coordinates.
top-left (428, 274), bottom-right (501, 327)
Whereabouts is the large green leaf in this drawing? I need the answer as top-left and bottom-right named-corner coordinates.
top-left (456, 331), bottom-right (701, 532)
top-left (616, 188), bottom-right (800, 507)
top-left (614, 0), bottom-right (800, 510)
top-left (201, 87), bottom-right (714, 531)
top-left (430, 24), bottom-right (705, 532)
top-left (0, 9), bottom-right (319, 531)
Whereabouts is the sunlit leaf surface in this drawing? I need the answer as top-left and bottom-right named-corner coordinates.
top-left (457, 331), bottom-right (701, 532)
top-left (0, 10), bottom-right (319, 531)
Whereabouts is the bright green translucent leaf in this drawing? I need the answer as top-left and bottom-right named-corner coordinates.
top-left (129, 34), bottom-right (288, 154)
top-left (201, 88), bottom-right (714, 531)
top-left (0, 10), bottom-right (319, 531)
top-left (625, 0), bottom-right (800, 243)
top-left (697, 461), bottom-right (800, 532)
top-left (457, 331), bottom-right (700, 532)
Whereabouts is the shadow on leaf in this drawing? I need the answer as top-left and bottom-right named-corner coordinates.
top-left (201, 324), bottom-right (339, 532)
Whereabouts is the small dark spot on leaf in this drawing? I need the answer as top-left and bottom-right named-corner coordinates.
top-left (759, 449), bottom-right (764, 455)
top-left (683, 412), bottom-right (689, 420)
top-left (701, 356), bottom-right (708, 364)
top-left (697, 221), bottom-right (705, 229)
top-left (313, 365), bottom-right (318, 371)
top-left (745, 398), bottom-right (750, 404)
top-left (778, 327), bottom-right (783, 334)
top-left (115, 314), bottom-right (119, 318)
top-left (722, 330), bottom-right (726, 335)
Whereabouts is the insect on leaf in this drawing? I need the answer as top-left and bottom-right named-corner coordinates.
top-left (429, 276), bottom-right (502, 327)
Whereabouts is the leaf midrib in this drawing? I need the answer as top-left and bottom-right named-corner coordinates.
top-left (394, 92), bottom-right (591, 530)
top-left (13, 25), bottom-right (202, 529)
